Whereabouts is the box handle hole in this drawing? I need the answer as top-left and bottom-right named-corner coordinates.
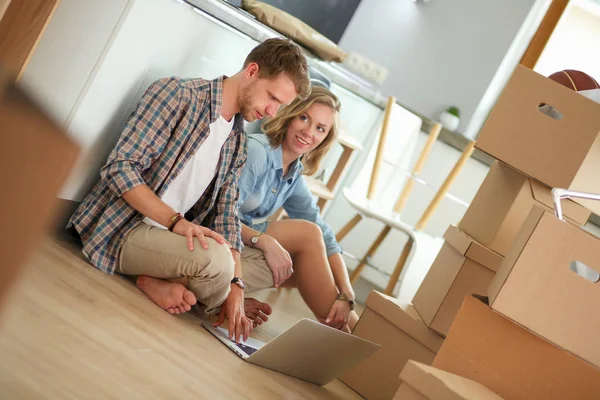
top-left (570, 260), bottom-right (600, 283)
top-left (538, 103), bottom-right (563, 120)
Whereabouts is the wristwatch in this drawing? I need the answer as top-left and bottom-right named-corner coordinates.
top-left (231, 277), bottom-right (246, 290)
top-left (336, 292), bottom-right (355, 311)
top-left (250, 232), bottom-right (263, 247)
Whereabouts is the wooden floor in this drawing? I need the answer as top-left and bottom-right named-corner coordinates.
top-left (0, 237), bottom-right (363, 399)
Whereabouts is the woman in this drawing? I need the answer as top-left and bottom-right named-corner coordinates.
top-left (238, 87), bottom-right (359, 332)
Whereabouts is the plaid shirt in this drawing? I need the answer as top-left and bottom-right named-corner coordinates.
top-left (69, 76), bottom-right (247, 275)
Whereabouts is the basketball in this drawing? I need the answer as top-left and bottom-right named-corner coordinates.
top-left (548, 69), bottom-right (600, 91)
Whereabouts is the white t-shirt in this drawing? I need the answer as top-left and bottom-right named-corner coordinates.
top-left (143, 115), bottom-right (234, 229)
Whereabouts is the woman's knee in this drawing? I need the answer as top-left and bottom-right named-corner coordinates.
top-left (296, 220), bottom-right (325, 247)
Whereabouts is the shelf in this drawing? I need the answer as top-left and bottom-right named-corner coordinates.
top-left (305, 176), bottom-right (334, 200)
top-left (337, 134), bottom-right (363, 151)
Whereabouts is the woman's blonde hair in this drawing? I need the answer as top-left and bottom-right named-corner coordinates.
top-left (261, 86), bottom-right (341, 176)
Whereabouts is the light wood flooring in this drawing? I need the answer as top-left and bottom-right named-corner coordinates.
top-left (0, 237), bottom-right (363, 399)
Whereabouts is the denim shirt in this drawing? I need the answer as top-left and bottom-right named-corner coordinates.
top-left (238, 134), bottom-right (343, 257)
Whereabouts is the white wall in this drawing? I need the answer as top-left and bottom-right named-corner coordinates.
top-left (22, 0), bottom-right (259, 201)
top-left (338, 0), bottom-right (540, 135)
top-left (20, 0), bottom-right (133, 126)
top-left (535, 1), bottom-right (600, 79)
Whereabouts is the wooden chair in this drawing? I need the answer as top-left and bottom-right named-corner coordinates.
top-left (336, 96), bottom-right (475, 295)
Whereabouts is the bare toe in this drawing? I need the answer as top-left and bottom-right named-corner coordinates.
top-left (183, 289), bottom-right (197, 306)
top-left (183, 303), bottom-right (192, 312)
top-left (136, 276), bottom-right (194, 315)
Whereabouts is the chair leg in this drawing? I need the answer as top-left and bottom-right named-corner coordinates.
top-left (415, 140), bottom-right (475, 231)
top-left (335, 214), bottom-right (363, 242)
top-left (384, 238), bottom-right (414, 296)
top-left (349, 225), bottom-right (391, 284)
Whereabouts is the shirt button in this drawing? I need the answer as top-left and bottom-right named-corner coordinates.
top-left (271, 188), bottom-right (277, 193)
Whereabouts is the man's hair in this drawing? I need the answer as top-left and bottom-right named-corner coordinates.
top-left (262, 86), bottom-right (341, 176)
top-left (244, 38), bottom-right (310, 99)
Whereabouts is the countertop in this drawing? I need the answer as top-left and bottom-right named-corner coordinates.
top-left (181, 0), bottom-right (493, 165)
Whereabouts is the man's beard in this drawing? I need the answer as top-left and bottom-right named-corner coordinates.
top-left (239, 85), bottom-right (256, 121)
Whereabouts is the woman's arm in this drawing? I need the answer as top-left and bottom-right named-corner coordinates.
top-left (329, 252), bottom-right (355, 300)
top-left (283, 177), bottom-right (352, 296)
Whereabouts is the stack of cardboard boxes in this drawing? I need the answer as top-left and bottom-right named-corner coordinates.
top-left (341, 65), bottom-right (600, 399)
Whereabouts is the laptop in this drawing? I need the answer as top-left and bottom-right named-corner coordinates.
top-left (202, 318), bottom-right (380, 385)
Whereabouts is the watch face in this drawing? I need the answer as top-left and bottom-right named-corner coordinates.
top-left (232, 277), bottom-right (245, 289)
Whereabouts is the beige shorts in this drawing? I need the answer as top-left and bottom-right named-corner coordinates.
top-left (117, 224), bottom-right (274, 311)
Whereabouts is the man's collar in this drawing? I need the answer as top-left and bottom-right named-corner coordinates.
top-left (209, 76), bottom-right (225, 124)
top-left (209, 75), bottom-right (244, 133)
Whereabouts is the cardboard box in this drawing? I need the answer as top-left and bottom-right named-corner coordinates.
top-left (413, 225), bottom-right (503, 336)
top-left (475, 64), bottom-right (600, 214)
top-left (341, 291), bottom-right (444, 400)
top-left (459, 161), bottom-right (589, 256)
top-left (433, 296), bottom-right (600, 400)
top-left (0, 71), bottom-right (79, 311)
top-left (489, 205), bottom-right (600, 369)
top-left (393, 361), bottom-right (503, 400)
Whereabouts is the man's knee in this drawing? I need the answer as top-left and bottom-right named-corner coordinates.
top-left (197, 239), bottom-right (235, 283)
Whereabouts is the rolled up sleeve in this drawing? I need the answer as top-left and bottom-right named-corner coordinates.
top-left (100, 77), bottom-right (183, 196)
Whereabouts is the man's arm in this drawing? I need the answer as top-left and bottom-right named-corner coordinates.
top-left (209, 133), bottom-right (248, 255)
top-left (100, 77), bottom-right (183, 199)
top-left (122, 185), bottom-right (178, 228)
top-left (209, 134), bottom-right (254, 341)
top-left (102, 78), bottom-right (226, 249)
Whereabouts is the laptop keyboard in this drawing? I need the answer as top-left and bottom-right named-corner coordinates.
top-left (236, 342), bottom-right (259, 356)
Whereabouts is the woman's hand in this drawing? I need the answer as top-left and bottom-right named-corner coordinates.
top-left (260, 235), bottom-right (294, 287)
top-left (320, 299), bottom-right (352, 333)
top-left (172, 219), bottom-right (229, 251)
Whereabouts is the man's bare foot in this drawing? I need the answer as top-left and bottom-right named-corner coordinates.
top-left (244, 298), bottom-right (272, 326)
top-left (136, 275), bottom-right (197, 315)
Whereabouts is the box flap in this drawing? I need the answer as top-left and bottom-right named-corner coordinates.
top-left (399, 361), bottom-right (503, 400)
top-left (365, 291), bottom-right (444, 353)
top-left (444, 226), bottom-right (504, 272)
top-left (433, 295), bottom-right (600, 400)
top-left (475, 65), bottom-right (600, 189)
top-left (490, 207), bottom-right (600, 369)
top-left (528, 179), bottom-right (590, 225)
top-left (488, 205), bottom-right (545, 304)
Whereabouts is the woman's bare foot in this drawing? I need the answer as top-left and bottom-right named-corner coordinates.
top-left (244, 298), bottom-right (272, 326)
top-left (136, 275), bottom-right (197, 315)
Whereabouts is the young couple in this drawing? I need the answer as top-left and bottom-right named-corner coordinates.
top-left (69, 39), bottom-right (358, 343)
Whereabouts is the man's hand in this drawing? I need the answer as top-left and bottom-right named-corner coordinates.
top-left (319, 300), bottom-right (351, 333)
top-left (260, 235), bottom-right (293, 287)
top-left (213, 285), bottom-right (252, 342)
top-left (172, 219), bottom-right (229, 251)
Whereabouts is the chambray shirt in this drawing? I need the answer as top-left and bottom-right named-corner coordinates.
top-left (238, 134), bottom-right (342, 257)
top-left (69, 76), bottom-right (247, 274)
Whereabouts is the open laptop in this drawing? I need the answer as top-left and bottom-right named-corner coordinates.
top-left (202, 318), bottom-right (380, 385)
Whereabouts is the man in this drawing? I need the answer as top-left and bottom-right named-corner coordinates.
top-left (68, 38), bottom-right (310, 342)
